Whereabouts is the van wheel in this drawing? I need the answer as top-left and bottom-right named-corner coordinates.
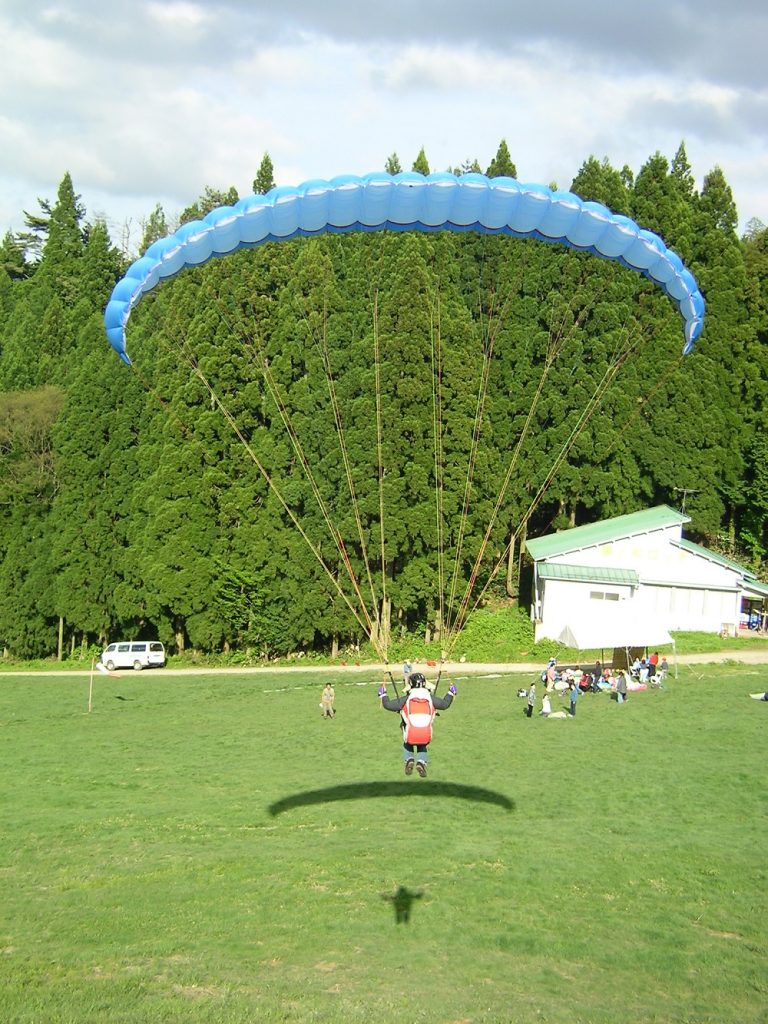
top-left (133, 660), bottom-right (143, 671)
top-left (106, 660), bottom-right (116, 672)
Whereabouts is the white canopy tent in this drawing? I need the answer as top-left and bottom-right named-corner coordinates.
top-left (557, 616), bottom-right (673, 651)
top-left (557, 606), bottom-right (676, 676)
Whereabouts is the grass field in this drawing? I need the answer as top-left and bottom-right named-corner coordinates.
top-left (1, 664), bottom-right (766, 1023)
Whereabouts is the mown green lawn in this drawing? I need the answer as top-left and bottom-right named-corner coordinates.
top-left (0, 665), bottom-right (765, 1023)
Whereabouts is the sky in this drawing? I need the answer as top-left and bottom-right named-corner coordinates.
top-left (1, 0), bottom-right (767, 253)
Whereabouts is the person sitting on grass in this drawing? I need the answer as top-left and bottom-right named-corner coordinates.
top-left (378, 672), bottom-right (456, 777)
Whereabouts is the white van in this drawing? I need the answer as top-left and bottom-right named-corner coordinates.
top-left (101, 641), bottom-right (166, 671)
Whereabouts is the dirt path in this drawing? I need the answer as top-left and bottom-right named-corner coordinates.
top-left (2, 648), bottom-right (767, 678)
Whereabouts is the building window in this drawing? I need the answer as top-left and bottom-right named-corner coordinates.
top-left (589, 591), bottom-right (620, 602)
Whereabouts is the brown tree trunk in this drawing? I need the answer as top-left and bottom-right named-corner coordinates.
top-left (379, 598), bottom-right (391, 653)
top-left (505, 534), bottom-right (516, 599)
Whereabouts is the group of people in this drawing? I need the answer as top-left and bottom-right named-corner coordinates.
top-left (522, 676), bottom-right (580, 718)
top-left (320, 649), bottom-right (671, 770)
top-left (630, 652), bottom-right (668, 682)
top-left (521, 652), bottom-right (670, 716)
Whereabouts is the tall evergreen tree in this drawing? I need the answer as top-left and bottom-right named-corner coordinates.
top-left (450, 158), bottom-right (482, 175)
top-left (486, 139), bottom-right (517, 179)
top-left (0, 232), bottom-right (28, 280)
top-left (411, 147), bottom-right (430, 175)
top-left (385, 152), bottom-right (402, 175)
top-left (681, 166), bottom-right (750, 539)
top-left (0, 386), bottom-right (63, 657)
top-left (668, 142), bottom-right (697, 261)
top-left (631, 147), bottom-right (696, 261)
top-left (570, 156), bottom-right (630, 214)
top-left (253, 152), bottom-right (276, 195)
top-left (180, 185), bottom-right (240, 225)
top-left (38, 173), bottom-right (86, 279)
top-left (139, 203), bottom-right (169, 252)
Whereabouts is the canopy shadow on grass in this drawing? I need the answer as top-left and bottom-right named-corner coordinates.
top-left (268, 781), bottom-right (515, 816)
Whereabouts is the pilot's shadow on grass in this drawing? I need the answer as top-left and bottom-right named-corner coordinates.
top-left (381, 885), bottom-right (423, 924)
top-left (268, 780), bottom-right (515, 816)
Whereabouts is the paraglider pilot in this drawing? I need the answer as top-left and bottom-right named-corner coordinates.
top-left (378, 672), bottom-right (456, 777)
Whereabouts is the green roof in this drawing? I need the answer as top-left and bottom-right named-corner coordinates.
top-left (675, 542), bottom-right (768, 596)
top-left (525, 506), bottom-right (690, 561)
top-left (537, 563), bottom-right (639, 586)
top-left (672, 538), bottom-right (749, 576)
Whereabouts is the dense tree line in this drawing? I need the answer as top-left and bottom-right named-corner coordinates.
top-left (0, 144), bottom-right (766, 660)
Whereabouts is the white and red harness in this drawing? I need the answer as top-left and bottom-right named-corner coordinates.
top-left (400, 688), bottom-right (436, 745)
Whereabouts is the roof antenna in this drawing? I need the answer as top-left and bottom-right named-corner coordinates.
top-left (673, 487), bottom-right (700, 514)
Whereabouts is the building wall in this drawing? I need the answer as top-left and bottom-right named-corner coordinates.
top-left (632, 583), bottom-right (741, 632)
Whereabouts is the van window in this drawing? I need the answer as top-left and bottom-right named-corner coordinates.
top-left (130, 643), bottom-right (147, 653)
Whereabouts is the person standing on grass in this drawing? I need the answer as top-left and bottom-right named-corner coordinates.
top-left (526, 682), bottom-right (536, 718)
top-left (543, 658), bottom-right (557, 690)
top-left (569, 680), bottom-right (579, 717)
top-left (592, 660), bottom-right (602, 690)
top-left (378, 672), bottom-right (456, 777)
top-left (320, 682), bottom-right (336, 718)
top-left (616, 671), bottom-right (628, 704)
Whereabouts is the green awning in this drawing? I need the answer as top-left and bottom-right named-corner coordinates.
top-left (537, 563), bottom-right (639, 586)
top-left (742, 578), bottom-right (768, 599)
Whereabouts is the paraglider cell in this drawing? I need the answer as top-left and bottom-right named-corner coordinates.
top-left (536, 193), bottom-right (583, 239)
top-left (297, 180), bottom-right (332, 232)
top-left (174, 221), bottom-right (214, 265)
top-left (359, 173), bottom-right (394, 227)
top-left (565, 202), bottom-right (613, 249)
top-left (236, 196), bottom-right (273, 245)
top-left (445, 174), bottom-right (490, 227)
top-left (593, 215), bottom-right (639, 259)
top-left (269, 188), bottom-right (302, 238)
top-left (326, 175), bottom-right (365, 228)
top-left (620, 231), bottom-right (667, 271)
top-left (204, 208), bottom-right (242, 254)
top-left (666, 267), bottom-right (699, 304)
top-left (508, 183), bottom-right (552, 234)
top-left (418, 173), bottom-right (458, 227)
top-left (482, 178), bottom-right (522, 229)
top-left (388, 173), bottom-right (429, 226)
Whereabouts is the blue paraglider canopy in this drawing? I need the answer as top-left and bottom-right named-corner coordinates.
top-left (104, 171), bottom-right (704, 363)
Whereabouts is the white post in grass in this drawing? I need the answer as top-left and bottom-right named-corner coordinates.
top-left (88, 658), bottom-right (95, 713)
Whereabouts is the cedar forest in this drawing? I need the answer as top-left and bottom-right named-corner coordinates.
top-left (0, 142), bottom-right (766, 661)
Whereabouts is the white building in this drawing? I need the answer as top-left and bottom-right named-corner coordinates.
top-left (526, 505), bottom-right (768, 646)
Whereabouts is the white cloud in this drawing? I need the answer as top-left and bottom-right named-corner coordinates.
top-left (145, 0), bottom-right (213, 33)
